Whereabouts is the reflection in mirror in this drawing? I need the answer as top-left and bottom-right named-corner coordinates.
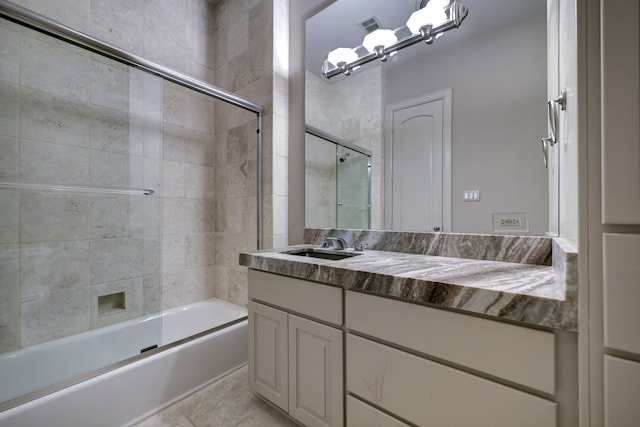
top-left (305, 127), bottom-right (372, 229)
top-left (305, 0), bottom-right (549, 235)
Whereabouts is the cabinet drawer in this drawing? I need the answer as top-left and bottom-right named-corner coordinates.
top-left (347, 334), bottom-right (556, 427)
top-left (603, 234), bottom-right (640, 354)
top-left (604, 355), bottom-right (640, 426)
top-left (347, 395), bottom-right (410, 427)
top-left (346, 291), bottom-right (555, 394)
top-left (249, 270), bottom-right (343, 325)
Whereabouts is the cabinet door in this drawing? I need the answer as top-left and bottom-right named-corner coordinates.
top-left (288, 314), bottom-right (343, 427)
top-left (601, 0), bottom-right (640, 223)
top-left (603, 234), bottom-right (640, 354)
top-left (604, 356), bottom-right (640, 426)
top-left (248, 301), bottom-right (288, 411)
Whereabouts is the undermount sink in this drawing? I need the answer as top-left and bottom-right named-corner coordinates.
top-left (282, 248), bottom-right (361, 261)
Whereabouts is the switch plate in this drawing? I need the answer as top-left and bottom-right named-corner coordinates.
top-left (492, 212), bottom-right (529, 233)
top-left (463, 190), bottom-right (480, 202)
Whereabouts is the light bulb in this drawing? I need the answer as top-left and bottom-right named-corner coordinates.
top-left (362, 29), bottom-right (397, 54)
top-left (406, 0), bottom-right (449, 34)
top-left (326, 47), bottom-right (359, 68)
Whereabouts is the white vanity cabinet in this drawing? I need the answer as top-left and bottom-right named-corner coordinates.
top-left (345, 291), bottom-right (558, 427)
top-left (247, 269), bottom-right (570, 426)
top-left (248, 270), bottom-right (344, 427)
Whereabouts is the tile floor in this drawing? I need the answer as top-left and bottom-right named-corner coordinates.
top-left (134, 366), bottom-right (298, 427)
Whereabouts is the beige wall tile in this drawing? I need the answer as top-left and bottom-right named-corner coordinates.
top-left (20, 193), bottom-right (89, 243)
top-left (89, 196), bottom-right (132, 239)
top-left (185, 233), bottom-right (216, 268)
top-left (20, 139), bottom-right (90, 185)
top-left (89, 0), bottom-right (144, 54)
top-left (143, 274), bottom-right (162, 314)
top-left (184, 266), bottom-right (215, 304)
top-left (20, 35), bottom-right (90, 101)
top-left (163, 84), bottom-right (186, 127)
top-left (0, 136), bottom-right (18, 180)
top-left (90, 58), bottom-right (130, 111)
top-left (163, 234), bottom-right (186, 273)
top-left (0, 21), bottom-right (19, 84)
top-left (91, 106), bottom-right (131, 154)
top-left (0, 245), bottom-right (19, 352)
top-left (20, 287), bottom-right (90, 347)
top-left (184, 164), bottom-right (216, 199)
top-left (90, 238), bottom-right (144, 284)
top-left (21, 241), bottom-right (91, 297)
top-left (162, 269), bottom-right (186, 309)
top-left (163, 161), bottom-right (185, 198)
top-left (12, 0), bottom-right (91, 34)
top-left (20, 87), bottom-right (92, 147)
top-left (0, 192), bottom-right (18, 244)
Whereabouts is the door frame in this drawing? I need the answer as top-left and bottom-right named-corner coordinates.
top-left (384, 88), bottom-right (452, 231)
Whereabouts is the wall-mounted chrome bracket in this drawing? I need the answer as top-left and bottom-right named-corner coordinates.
top-left (552, 89), bottom-right (567, 111)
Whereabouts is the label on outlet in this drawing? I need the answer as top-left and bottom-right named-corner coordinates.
top-left (500, 217), bottom-right (521, 227)
top-left (492, 212), bottom-right (529, 233)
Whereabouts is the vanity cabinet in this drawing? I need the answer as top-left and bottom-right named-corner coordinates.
top-left (248, 270), bottom-right (344, 427)
top-left (247, 270), bottom-right (568, 427)
top-left (345, 291), bottom-right (558, 427)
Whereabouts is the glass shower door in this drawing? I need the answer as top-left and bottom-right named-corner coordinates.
top-left (336, 146), bottom-right (371, 229)
top-left (0, 16), bottom-right (163, 404)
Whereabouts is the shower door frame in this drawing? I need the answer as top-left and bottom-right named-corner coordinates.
top-left (0, 0), bottom-right (266, 249)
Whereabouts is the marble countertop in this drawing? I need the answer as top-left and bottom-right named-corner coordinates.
top-left (239, 244), bottom-right (578, 332)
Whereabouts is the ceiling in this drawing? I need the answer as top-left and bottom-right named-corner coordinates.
top-left (305, 0), bottom-right (546, 82)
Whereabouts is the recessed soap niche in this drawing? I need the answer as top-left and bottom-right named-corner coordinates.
top-left (97, 292), bottom-right (126, 317)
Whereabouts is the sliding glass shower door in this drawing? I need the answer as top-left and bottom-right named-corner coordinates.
top-left (305, 128), bottom-right (371, 230)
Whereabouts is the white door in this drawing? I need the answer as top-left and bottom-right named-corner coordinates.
top-left (388, 91), bottom-right (450, 232)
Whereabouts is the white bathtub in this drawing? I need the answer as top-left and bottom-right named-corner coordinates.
top-left (0, 298), bottom-right (248, 427)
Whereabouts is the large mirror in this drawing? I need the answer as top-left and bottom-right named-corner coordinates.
top-left (305, 0), bottom-right (550, 235)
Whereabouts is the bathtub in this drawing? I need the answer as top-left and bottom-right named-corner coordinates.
top-left (0, 298), bottom-right (248, 427)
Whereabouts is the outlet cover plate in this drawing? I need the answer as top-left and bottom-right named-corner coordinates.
top-left (492, 212), bottom-right (529, 233)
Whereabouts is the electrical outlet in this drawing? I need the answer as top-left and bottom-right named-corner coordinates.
top-left (492, 212), bottom-right (529, 233)
top-left (499, 217), bottom-right (521, 227)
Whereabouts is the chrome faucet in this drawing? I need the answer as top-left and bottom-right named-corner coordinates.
top-left (322, 237), bottom-right (348, 250)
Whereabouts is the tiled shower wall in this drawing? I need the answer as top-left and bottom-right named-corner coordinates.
top-left (211, 0), bottom-right (289, 305)
top-left (0, 0), bottom-right (287, 352)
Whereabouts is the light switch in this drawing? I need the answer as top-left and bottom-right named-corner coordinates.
top-left (463, 190), bottom-right (480, 202)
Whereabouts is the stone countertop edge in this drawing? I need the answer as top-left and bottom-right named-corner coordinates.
top-left (239, 240), bottom-right (578, 332)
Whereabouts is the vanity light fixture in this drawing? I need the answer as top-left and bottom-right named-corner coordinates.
top-left (362, 29), bottom-right (398, 61)
top-left (322, 0), bottom-right (468, 79)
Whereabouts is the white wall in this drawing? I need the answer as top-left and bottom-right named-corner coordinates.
top-left (385, 11), bottom-right (549, 235)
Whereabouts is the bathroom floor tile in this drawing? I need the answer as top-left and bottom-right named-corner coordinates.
top-left (134, 365), bottom-right (298, 427)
